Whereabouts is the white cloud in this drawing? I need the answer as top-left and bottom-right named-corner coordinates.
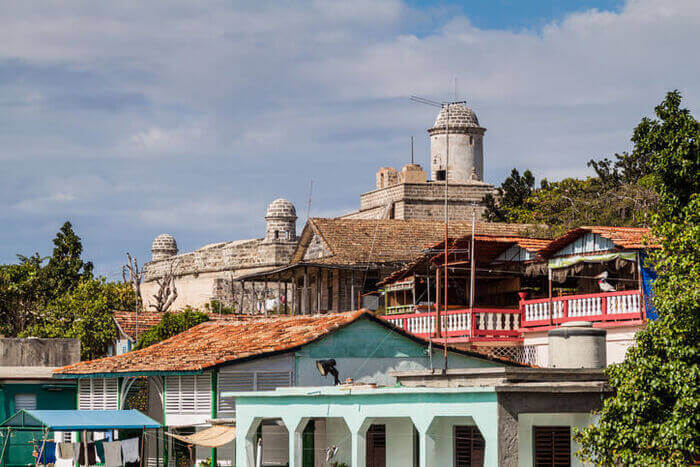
top-left (0, 0), bottom-right (698, 272)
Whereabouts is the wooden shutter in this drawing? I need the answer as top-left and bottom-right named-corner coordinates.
top-left (218, 372), bottom-right (254, 415)
top-left (165, 374), bottom-right (211, 415)
top-left (533, 426), bottom-right (571, 466)
top-left (366, 424), bottom-right (386, 467)
top-left (454, 425), bottom-right (485, 467)
top-left (256, 371), bottom-right (293, 391)
top-left (78, 378), bottom-right (118, 410)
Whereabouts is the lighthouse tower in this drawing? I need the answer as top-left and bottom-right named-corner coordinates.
top-left (428, 102), bottom-right (486, 183)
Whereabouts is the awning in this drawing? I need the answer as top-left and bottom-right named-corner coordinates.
top-left (548, 251), bottom-right (637, 269)
top-left (1, 410), bottom-right (161, 431)
top-left (166, 425), bottom-right (236, 447)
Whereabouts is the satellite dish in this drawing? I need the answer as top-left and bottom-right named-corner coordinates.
top-left (315, 359), bottom-right (340, 385)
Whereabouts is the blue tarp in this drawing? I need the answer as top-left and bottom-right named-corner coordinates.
top-left (1, 410), bottom-right (160, 431)
top-left (640, 250), bottom-right (658, 320)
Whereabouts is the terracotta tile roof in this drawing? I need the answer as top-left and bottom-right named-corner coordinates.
top-left (538, 226), bottom-right (658, 258)
top-left (56, 311), bottom-right (526, 376)
top-left (113, 310), bottom-right (255, 340)
top-left (293, 218), bottom-right (539, 266)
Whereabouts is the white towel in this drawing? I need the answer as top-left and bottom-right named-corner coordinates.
top-left (54, 443), bottom-right (73, 467)
top-left (103, 441), bottom-right (123, 467)
top-left (121, 437), bottom-right (140, 464)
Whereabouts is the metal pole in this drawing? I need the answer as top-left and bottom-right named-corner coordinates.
top-left (548, 268), bottom-right (553, 326)
top-left (443, 103), bottom-right (449, 371)
top-left (82, 430), bottom-right (88, 467)
top-left (469, 210), bottom-right (476, 338)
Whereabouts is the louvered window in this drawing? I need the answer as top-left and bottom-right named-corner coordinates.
top-left (454, 425), bottom-right (485, 467)
top-left (78, 378), bottom-right (119, 410)
top-left (164, 374), bottom-right (212, 415)
top-left (14, 394), bottom-right (37, 411)
top-left (217, 370), bottom-right (292, 416)
top-left (533, 426), bottom-right (571, 466)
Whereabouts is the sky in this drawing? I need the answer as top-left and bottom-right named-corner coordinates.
top-left (0, 0), bottom-right (698, 278)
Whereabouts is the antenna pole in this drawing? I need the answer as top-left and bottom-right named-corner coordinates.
top-left (469, 207), bottom-right (476, 338)
top-left (443, 103), bottom-right (449, 372)
top-left (411, 136), bottom-right (414, 164)
top-left (305, 180), bottom-right (313, 222)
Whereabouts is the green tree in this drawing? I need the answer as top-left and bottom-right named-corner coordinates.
top-left (575, 91), bottom-right (700, 464)
top-left (44, 221), bottom-right (94, 297)
top-left (134, 308), bottom-right (209, 350)
top-left (22, 279), bottom-right (135, 360)
top-left (0, 255), bottom-right (45, 335)
top-left (483, 168), bottom-right (535, 222)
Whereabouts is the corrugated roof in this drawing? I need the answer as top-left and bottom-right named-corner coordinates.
top-left (56, 311), bottom-right (526, 376)
top-left (293, 218), bottom-right (538, 266)
top-left (537, 226), bottom-right (657, 258)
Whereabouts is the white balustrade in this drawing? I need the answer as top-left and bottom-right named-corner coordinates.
top-left (607, 293), bottom-right (640, 315)
top-left (524, 291), bottom-right (642, 324)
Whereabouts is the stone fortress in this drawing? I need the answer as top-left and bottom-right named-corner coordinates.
top-left (142, 102), bottom-right (497, 310)
top-left (342, 102), bottom-right (497, 220)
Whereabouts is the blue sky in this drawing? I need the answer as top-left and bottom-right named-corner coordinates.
top-left (0, 0), bottom-right (697, 278)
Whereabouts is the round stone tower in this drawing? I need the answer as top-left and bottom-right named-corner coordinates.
top-left (428, 102), bottom-right (486, 183)
top-left (151, 233), bottom-right (178, 261)
top-left (265, 198), bottom-right (297, 242)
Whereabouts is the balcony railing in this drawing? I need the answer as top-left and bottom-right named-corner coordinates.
top-left (520, 289), bottom-right (643, 330)
top-left (382, 308), bottom-right (521, 341)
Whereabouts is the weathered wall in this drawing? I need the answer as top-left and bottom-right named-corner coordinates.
top-left (344, 181), bottom-right (496, 220)
top-left (497, 391), bottom-right (604, 466)
top-left (294, 318), bottom-right (500, 386)
top-left (0, 338), bottom-right (80, 367)
top-left (142, 239), bottom-right (296, 310)
top-left (430, 130), bottom-right (485, 182)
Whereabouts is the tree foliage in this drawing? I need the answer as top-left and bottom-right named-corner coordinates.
top-left (1, 221), bottom-right (135, 360)
top-left (134, 308), bottom-right (209, 350)
top-left (575, 91), bottom-right (700, 464)
top-left (21, 278), bottom-right (134, 360)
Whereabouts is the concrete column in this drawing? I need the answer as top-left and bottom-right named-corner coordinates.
top-left (283, 416), bottom-right (310, 467)
top-left (346, 418), bottom-right (371, 467)
top-left (410, 416), bottom-right (435, 467)
top-left (236, 416), bottom-right (261, 467)
top-left (473, 412), bottom-right (499, 467)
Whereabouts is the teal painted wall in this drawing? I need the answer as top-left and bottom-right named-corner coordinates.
top-left (0, 382), bottom-right (76, 467)
top-left (295, 318), bottom-right (501, 386)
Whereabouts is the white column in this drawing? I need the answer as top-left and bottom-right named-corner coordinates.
top-left (411, 416), bottom-right (435, 467)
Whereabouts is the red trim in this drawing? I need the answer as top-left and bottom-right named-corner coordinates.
top-left (520, 290), bottom-right (644, 331)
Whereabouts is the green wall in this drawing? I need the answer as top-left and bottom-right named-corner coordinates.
top-left (0, 382), bottom-right (76, 467)
top-left (294, 318), bottom-right (501, 387)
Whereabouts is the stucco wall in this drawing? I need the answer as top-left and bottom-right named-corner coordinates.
top-left (294, 318), bottom-right (500, 386)
top-left (0, 338), bottom-right (80, 366)
top-left (523, 324), bottom-right (641, 367)
top-left (497, 391), bottom-right (605, 466)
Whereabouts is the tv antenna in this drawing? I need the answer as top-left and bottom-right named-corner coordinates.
top-left (410, 94), bottom-right (464, 372)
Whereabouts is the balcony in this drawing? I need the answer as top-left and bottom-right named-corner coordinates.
top-left (382, 307), bottom-right (522, 342)
top-left (520, 289), bottom-right (644, 331)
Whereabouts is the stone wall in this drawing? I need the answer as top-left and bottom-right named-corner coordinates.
top-left (143, 238), bottom-right (297, 310)
top-left (0, 338), bottom-right (80, 367)
top-left (343, 181), bottom-right (496, 220)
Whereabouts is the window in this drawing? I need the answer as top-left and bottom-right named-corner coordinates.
top-left (274, 230), bottom-right (279, 239)
top-left (164, 374), bottom-right (211, 415)
top-left (78, 378), bottom-right (118, 410)
top-left (217, 370), bottom-right (293, 416)
top-left (14, 393), bottom-right (37, 411)
top-left (533, 426), bottom-right (571, 466)
top-left (436, 170), bottom-right (446, 181)
top-left (454, 425), bottom-right (485, 467)
top-left (366, 424), bottom-right (386, 467)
